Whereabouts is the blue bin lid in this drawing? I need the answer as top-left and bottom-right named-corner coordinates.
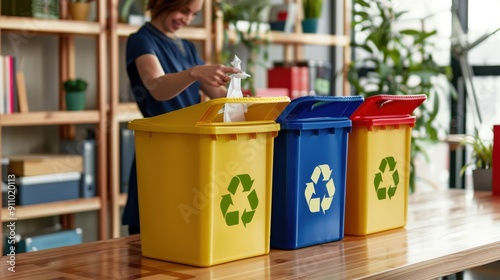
top-left (276, 96), bottom-right (364, 130)
top-left (277, 96), bottom-right (364, 122)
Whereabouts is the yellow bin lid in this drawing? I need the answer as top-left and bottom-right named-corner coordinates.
top-left (128, 97), bottom-right (291, 135)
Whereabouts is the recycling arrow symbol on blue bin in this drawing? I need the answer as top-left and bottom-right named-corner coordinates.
top-left (305, 164), bottom-right (336, 214)
top-left (220, 174), bottom-right (259, 227)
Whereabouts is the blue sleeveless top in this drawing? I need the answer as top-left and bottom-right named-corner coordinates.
top-left (126, 22), bottom-right (204, 117)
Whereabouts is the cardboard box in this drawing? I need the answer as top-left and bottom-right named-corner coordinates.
top-left (8, 154), bottom-right (82, 176)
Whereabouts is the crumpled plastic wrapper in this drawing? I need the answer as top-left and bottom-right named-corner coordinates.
top-left (224, 55), bottom-right (251, 122)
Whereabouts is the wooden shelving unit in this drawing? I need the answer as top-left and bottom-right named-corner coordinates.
top-left (0, 0), bottom-right (108, 251)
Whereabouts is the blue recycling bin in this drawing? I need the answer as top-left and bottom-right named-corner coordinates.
top-left (271, 95), bottom-right (364, 249)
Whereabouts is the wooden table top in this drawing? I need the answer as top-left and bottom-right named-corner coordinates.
top-left (2, 189), bottom-right (500, 279)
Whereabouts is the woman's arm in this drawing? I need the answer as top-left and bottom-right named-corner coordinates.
top-left (200, 82), bottom-right (228, 99)
top-left (135, 54), bottom-right (239, 101)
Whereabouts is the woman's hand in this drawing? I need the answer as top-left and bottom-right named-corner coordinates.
top-left (190, 65), bottom-right (240, 87)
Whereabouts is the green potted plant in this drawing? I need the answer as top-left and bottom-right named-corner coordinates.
top-left (460, 132), bottom-right (493, 191)
top-left (348, 0), bottom-right (456, 191)
top-left (63, 78), bottom-right (87, 111)
top-left (302, 0), bottom-right (323, 33)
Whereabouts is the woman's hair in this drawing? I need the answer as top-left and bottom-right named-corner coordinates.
top-left (147, 0), bottom-right (194, 19)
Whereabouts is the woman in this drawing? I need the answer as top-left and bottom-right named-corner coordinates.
top-left (122, 0), bottom-right (240, 234)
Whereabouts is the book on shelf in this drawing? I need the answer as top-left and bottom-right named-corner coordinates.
top-left (0, 55), bottom-right (25, 114)
top-left (1, 158), bottom-right (8, 181)
top-left (0, 56), bottom-right (3, 114)
top-left (16, 70), bottom-right (29, 112)
top-left (3, 56), bottom-right (12, 114)
top-left (1, 55), bottom-right (12, 114)
top-left (60, 139), bottom-right (97, 198)
top-left (8, 154), bottom-right (83, 177)
top-left (120, 127), bottom-right (135, 193)
top-left (8, 56), bottom-right (16, 114)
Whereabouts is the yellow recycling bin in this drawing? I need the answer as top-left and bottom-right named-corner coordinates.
top-left (345, 95), bottom-right (426, 235)
top-left (128, 97), bottom-right (290, 267)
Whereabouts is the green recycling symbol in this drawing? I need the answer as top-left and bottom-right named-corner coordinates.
top-left (305, 164), bottom-right (335, 214)
top-left (374, 156), bottom-right (399, 200)
top-left (220, 174), bottom-right (258, 227)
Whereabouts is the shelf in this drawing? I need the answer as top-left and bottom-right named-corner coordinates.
top-left (117, 23), bottom-right (208, 40)
top-left (446, 134), bottom-right (466, 151)
top-left (115, 103), bottom-right (142, 122)
top-left (0, 16), bottom-right (102, 35)
top-left (1, 197), bottom-right (101, 221)
top-left (226, 29), bottom-right (350, 47)
top-left (269, 31), bottom-right (350, 46)
top-left (116, 23), bottom-right (139, 37)
top-left (0, 110), bottom-right (101, 126)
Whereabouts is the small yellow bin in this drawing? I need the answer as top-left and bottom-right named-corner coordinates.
top-left (128, 97), bottom-right (290, 267)
top-left (345, 95), bottom-right (426, 235)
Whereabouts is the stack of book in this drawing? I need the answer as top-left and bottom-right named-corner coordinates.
top-left (0, 55), bottom-right (29, 114)
top-left (7, 154), bottom-right (83, 205)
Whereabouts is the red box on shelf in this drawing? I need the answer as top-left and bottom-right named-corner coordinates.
top-left (267, 66), bottom-right (309, 99)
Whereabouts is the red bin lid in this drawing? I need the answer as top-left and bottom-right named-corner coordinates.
top-left (350, 94), bottom-right (427, 127)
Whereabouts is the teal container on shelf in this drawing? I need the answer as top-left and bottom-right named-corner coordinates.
top-left (271, 95), bottom-right (364, 249)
